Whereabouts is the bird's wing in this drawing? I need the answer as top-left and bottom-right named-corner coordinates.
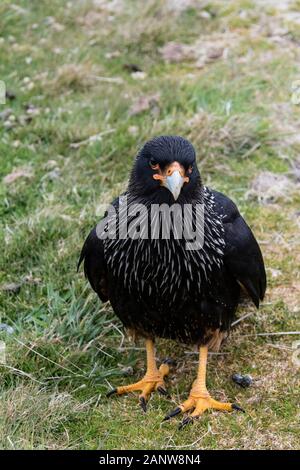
top-left (211, 189), bottom-right (267, 308)
top-left (77, 196), bottom-right (121, 301)
top-left (77, 226), bottom-right (109, 302)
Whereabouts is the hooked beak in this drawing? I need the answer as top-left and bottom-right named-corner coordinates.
top-left (153, 161), bottom-right (189, 200)
top-left (164, 170), bottom-right (185, 201)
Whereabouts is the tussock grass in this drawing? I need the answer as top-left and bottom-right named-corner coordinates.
top-left (0, 0), bottom-right (299, 450)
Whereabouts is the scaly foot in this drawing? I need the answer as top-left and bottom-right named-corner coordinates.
top-left (107, 361), bottom-right (172, 412)
top-left (164, 387), bottom-right (244, 429)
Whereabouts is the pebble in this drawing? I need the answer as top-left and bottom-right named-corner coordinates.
top-left (232, 373), bottom-right (253, 388)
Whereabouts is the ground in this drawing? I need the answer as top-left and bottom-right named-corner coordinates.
top-left (0, 0), bottom-right (299, 450)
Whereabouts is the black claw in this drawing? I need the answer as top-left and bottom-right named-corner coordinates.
top-left (163, 407), bottom-right (181, 421)
top-left (162, 358), bottom-right (177, 366)
top-left (178, 416), bottom-right (193, 430)
top-left (157, 386), bottom-right (168, 396)
top-left (106, 388), bottom-right (117, 398)
top-left (232, 403), bottom-right (245, 413)
top-left (139, 396), bottom-right (147, 413)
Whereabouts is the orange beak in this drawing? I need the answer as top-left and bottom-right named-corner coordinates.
top-left (153, 161), bottom-right (189, 200)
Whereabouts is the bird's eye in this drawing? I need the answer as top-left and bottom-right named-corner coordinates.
top-left (150, 159), bottom-right (159, 170)
top-left (188, 165), bottom-right (193, 174)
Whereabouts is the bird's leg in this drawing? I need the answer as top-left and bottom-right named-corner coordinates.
top-left (107, 339), bottom-right (171, 411)
top-left (164, 345), bottom-right (244, 428)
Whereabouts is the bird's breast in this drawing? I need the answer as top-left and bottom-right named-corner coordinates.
top-left (103, 187), bottom-right (226, 307)
top-left (105, 237), bottom-right (224, 308)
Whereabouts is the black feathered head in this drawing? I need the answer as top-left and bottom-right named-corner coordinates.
top-left (129, 136), bottom-right (202, 203)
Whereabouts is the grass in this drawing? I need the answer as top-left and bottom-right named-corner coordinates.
top-left (0, 0), bottom-right (299, 450)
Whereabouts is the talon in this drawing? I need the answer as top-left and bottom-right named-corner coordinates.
top-left (178, 416), bottom-right (193, 430)
top-left (162, 358), bottom-right (177, 366)
top-left (163, 407), bottom-right (181, 421)
top-left (106, 388), bottom-right (117, 398)
top-left (109, 339), bottom-right (173, 409)
top-left (157, 386), bottom-right (168, 396)
top-left (139, 396), bottom-right (147, 412)
top-left (163, 347), bottom-right (245, 427)
top-left (232, 403), bottom-right (245, 413)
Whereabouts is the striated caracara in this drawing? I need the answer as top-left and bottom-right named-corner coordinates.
top-left (78, 135), bottom-right (266, 428)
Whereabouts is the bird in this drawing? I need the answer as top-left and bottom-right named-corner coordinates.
top-left (78, 135), bottom-right (266, 428)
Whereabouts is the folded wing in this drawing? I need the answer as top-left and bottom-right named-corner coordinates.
top-left (212, 189), bottom-right (266, 308)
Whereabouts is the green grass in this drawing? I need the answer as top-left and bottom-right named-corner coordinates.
top-left (0, 0), bottom-right (299, 450)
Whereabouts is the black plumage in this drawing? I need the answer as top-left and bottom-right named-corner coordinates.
top-left (78, 135), bottom-right (266, 348)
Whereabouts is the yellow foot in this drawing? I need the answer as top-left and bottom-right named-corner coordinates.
top-left (107, 361), bottom-right (172, 412)
top-left (164, 392), bottom-right (244, 429)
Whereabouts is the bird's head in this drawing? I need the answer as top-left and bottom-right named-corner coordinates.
top-left (129, 135), bottom-right (202, 203)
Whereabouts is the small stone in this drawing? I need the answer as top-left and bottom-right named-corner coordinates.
top-left (206, 47), bottom-right (224, 60)
top-left (0, 108), bottom-right (13, 120)
top-left (268, 268), bottom-right (282, 279)
top-left (120, 366), bottom-right (134, 376)
top-left (1, 282), bottom-right (22, 294)
top-left (232, 373), bottom-right (253, 388)
top-left (0, 323), bottom-right (14, 334)
top-left (41, 168), bottom-right (60, 181)
top-left (199, 11), bottom-right (211, 19)
top-left (105, 50), bottom-right (121, 59)
top-left (131, 71), bottom-right (147, 80)
top-left (27, 82), bottom-right (35, 90)
top-left (128, 125), bottom-right (138, 136)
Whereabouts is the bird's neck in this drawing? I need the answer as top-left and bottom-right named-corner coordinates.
top-left (127, 182), bottom-right (203, 207)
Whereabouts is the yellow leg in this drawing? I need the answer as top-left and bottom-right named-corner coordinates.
top-left (164, 345), bottom-right (244, 428)
top-left (107, 339), bottom-right (171, 411)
